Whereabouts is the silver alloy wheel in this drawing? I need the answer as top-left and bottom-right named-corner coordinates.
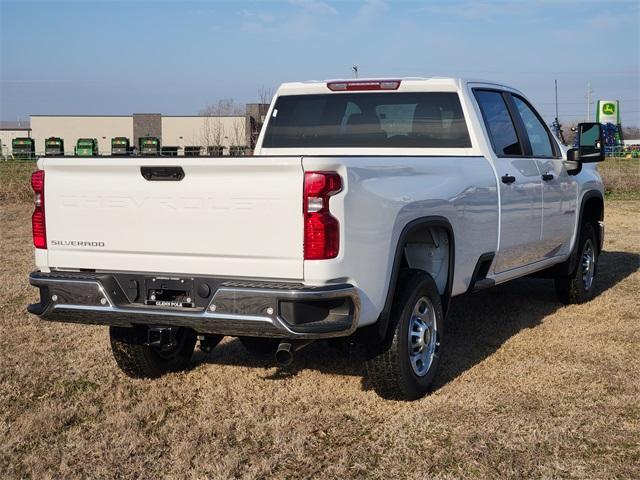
top-left (582, 239), bottom-right (596, 291)
top-left (407, 296), bottom-right (439, 377)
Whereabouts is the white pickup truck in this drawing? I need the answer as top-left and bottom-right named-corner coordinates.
top-left (28, 78), bottom-right (605, 400)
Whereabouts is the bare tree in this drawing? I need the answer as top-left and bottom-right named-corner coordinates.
top-left (199, 99), bottom-right (245, 154)
top-left (622, 125), bottom-right (640, 140)
top-left (258, 85), bottom-right (275, 107)
top-left (199, 99), bottom-right (245, 116)
top-left (230, 117), bottom-right (245, 147)
top-left (200, 117), bottom-right (225, 151)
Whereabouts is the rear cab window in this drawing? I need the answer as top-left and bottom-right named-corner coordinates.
top-left (262, 92), bottom-right (471, 149)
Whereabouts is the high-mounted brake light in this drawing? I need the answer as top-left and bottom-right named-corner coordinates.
top-left (31, 170), bottom-right (46, 249)
top-left (326, 80), bottom-right (401, 91)
top-left (304, 172), bottom-right (342, 260)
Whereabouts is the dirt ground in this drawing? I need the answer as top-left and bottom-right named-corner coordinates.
top-left (1, 201), bottom-right (638, 479)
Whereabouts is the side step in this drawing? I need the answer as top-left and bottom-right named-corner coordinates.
top-left (468, 252), bottom-right (496, 293)
top-left (472, 278), bottom-right (495, 292)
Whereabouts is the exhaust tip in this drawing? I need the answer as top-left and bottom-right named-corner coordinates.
top-left (275, 342), bottom-right (294, 366)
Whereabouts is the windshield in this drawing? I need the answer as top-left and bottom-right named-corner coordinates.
top-left (263, 92), bottom-right (471, 148)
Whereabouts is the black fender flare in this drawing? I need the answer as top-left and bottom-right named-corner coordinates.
top-left (546, 189), bottom-right (604, 278)
top-left (356, 216), bottom-right (455, 345)
top-left (571, 189), bottom-right (604, 262)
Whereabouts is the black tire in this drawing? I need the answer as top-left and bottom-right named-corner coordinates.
top-left (365, 269), bottom-right (444, 400)
top-left (238, 336), bottom-right (280, 356)
top-left (199, 334), bottom-right (224, 353)
top-left (109, 326), bottom-right (197, 378)
top-left (555, 222), bottom-right (599, 304)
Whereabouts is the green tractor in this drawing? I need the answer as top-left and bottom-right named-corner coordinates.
top-left (75, 138), bottom-right (99, 156)
top-left (111, 137), bottom-right (130, 156)
top-left (45, 137), bottom-right (65, 156)
top-left (12, 137), bottom-right (36, 160)
top-left (139, 137), bottom-right (160, 156)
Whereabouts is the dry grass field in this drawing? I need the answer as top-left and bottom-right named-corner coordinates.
top-left (0, 181), bottom-right (639, 478)
top-left (600, 157), bottom-right (640, 200)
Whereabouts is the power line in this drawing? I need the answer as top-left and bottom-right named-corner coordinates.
top-left (536, 98), bottom-right (639, 105)
top-left (541, 111), bottom-right (640, 118)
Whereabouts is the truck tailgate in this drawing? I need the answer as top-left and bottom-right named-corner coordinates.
top-left (41, 157), bottom-right (304, 280)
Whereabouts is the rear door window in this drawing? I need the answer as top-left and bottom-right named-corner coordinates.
top-left (263, 92), bottom-right (471, 148)
top-left (474, 90), bottom-right (522, 156)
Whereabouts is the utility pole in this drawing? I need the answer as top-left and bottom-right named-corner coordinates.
top-left (585, 81), bottom-right (593, 121)
top-left (352, 65), bottom-right (359, 79)
top-left (555, 79), bottom-right (559, 120)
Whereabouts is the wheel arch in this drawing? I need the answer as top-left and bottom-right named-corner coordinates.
top-left (357, 216), bottom-right (455, 345)
top-left (545, 189), bottom-right (604, 278)
top-left (580, 190), bottom-right (604, 254)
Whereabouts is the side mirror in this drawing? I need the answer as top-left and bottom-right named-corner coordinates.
top-left (567, 122), bottom-right (605, 163)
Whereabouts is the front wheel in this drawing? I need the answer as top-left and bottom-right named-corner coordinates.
top-left (365, 270), bottom-right (444, 400)
top-left (109, 326), bottom-right (197, 378)
top-left (555, 222), bottom-right (599, 304)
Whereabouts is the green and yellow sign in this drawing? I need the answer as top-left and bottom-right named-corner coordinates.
top-left (596, 100), bottom-right (620, 124)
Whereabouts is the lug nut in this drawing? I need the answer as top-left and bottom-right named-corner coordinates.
top-left (51, 294), bottom-right (58, 302)
top-left (100, 298), bottom-right (107, 305)
top-left (209, 304), bottom-right (217, 312)
top-left (267, 307), bottom-right (274, 315)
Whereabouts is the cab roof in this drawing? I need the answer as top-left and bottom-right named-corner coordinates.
top-left (276, 77), bottom-right (520, 96)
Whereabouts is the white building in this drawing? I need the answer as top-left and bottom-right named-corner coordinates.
top-left (28, 113), bottom-right (248, 156)
top-left (0, 105), bottom-right (275, 158)
top-left (0, 123), bottom-right (31, 158)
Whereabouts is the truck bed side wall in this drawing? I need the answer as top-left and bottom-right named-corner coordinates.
top-left (302, 156), bottom-right (499, 327)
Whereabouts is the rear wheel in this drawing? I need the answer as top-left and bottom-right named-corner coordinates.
top-left (199, 334), bottom-right (224, 353)
top-left (366, 270), bottom-right (444, 400)
top-left (555, 222), bottom-right (599, 304)
top-left (109, 326), bottom-right (196, 378)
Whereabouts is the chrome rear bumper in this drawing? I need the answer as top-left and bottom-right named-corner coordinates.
top-left (28, 271), bottom-right (360, 339)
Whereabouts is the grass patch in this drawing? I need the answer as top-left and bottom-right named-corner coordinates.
top-left (600, 157), bottom-right (640, 200)
top-left (0, 160), bottom-right (37, 203)
top-left (54, 378), bottom-right (99, 398)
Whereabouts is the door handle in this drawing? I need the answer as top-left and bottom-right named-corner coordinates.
top-left (140, 166), bottom-right (185, 181)
top-left (542, 173), bottom-right (554, 181)
top-left (501, 174), bottom-right (516, 184)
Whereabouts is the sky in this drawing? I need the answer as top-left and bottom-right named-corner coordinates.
top-left (1, 0), bottom-right (639, 126)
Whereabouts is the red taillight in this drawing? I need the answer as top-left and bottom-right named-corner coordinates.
top-left (304, 171), bottom-right (342, 260)
top-left (326, 80), bottom-right (401, 91)
top-left (31, 170), bottom-right (46, 249)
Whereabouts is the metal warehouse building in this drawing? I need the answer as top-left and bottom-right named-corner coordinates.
top-left (1, 104), bottom-right (268, 157)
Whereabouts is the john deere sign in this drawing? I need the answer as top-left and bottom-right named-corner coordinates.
top-left (596, 100), bottom-right (620, 124)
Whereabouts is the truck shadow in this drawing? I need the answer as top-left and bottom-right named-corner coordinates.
top-left (193, 250), bottom-right (638, 391)
top-left (433, 250), bottom-right (638, 389)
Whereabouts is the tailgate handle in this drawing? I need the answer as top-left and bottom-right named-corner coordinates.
top-left (141, 166), bottom-right (185, 181)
